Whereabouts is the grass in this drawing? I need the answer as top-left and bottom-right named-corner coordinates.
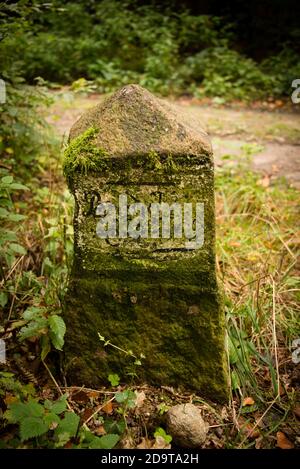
top-left (215, 155), bottom-right (299, 447)
top-left (0, 101), bottom-right (299, 449)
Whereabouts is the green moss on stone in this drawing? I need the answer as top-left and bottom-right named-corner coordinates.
top-left (63, 127), bottom-right (108, 184)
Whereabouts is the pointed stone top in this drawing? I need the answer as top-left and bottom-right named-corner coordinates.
top-left (69, 84), bottom-right (212, 159)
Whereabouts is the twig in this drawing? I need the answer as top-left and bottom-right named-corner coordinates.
top-left (42, 359), bottom-right (72, 411)
top-left (8, 257), bottom-right (24, 320)
top-left (0, 255), bottom-right (25, 287)
top-left (272, 277), bottom-right (280, 397)
top-left (62, 385), bottom-right (115, 395)
top-left (209, 423), bottom-right (234, 428)
top-left (83, 396), bottom-right (115, 426)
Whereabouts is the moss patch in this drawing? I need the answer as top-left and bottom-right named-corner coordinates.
top-left (63, 127), bottom-right (108, 184)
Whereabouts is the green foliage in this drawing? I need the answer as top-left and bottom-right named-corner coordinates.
top-left (19, 306), bottom-right (66, 360)
top-left (3, 394), bottom-right (120, 449)
top-left (1, 0), bottom-right (296, 101)
top-left (186, 47), bottom-right (276, 100)
top-left (98, 332), bottom-right (145, 378)
top-left (115, 390), bottom-right (136, 409)
top-left (108, 374), bottom-right (120, 387)
top-left (216, 154), bottom-right (300, 403)
top-left (0, 172), bottom-right (28, 282)
top-left (0, 372), bottom-right (35, 399)
top-left (154, 426), bottom-right (172, 444)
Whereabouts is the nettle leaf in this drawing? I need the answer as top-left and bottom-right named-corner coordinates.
top-left (20, 416), bottom-right (48, 441)
top-left (5, 399), bottom-right (44, 423)
top-left (49, 315), bottom-right (66, 350)
top-left (43, 412), bottom-right (60, 427)
top-left (50, 395), bottom-right (68, 415)
top-left (89, 434), bottom-right (119, 449)
top-left (103, 418), bottom-right (126, 435)
top-left (55, 412), bottom-right (79, 438)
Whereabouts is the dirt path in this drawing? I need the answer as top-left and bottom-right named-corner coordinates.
top-left (46, 92), bottom-right (300, 188)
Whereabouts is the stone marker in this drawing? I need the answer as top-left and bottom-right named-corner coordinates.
top-left (63, 84), bottom-right (229, 402)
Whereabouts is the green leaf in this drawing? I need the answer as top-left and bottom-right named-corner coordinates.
top-left (55, 412), bottom-right (79, 438)
top-left (9, 183), bottom-right (29, 191)
top-left (228, 336), bottom-right (239, 365)
top-left (103, 418), bottom-right (126, 435)
top-left (0, 207), bottom-right (9, 218)
top-left (154, 427), bottom-right (172, 444)
top-left (0, 291), bottom-right (8, 308)
top-left (20, 416), bottom-right (48, 441)
top-left (8, 213), bottom-right (26, 222)
top-left (231, 370), bottom-right (240, 390)
top-left (5, 399), bottom-right (44, 423)
top-left (115, 390), bottom-right (136, 408)
top-left (89, 434), bottom-right (119, 449)
top-left (51, 395), bottom-right (68, 415)
top-left (19, 317), bottom-right (48, 341)
top-left (23, 306), bottom-right (44, 321)
top-left (9, 243), bottom-right (26, 255)
top-left (1, 176), bottom-right (13, 184)
top-left (108, 373), bottom-right (120, 387)
top-left (41, 335), bottom-right (51, 361)
top-left (54, 432), bottom-right (72, 448)
top-left (0, 230), bottom-right (17, 242)
top-left (43, 412), bottom-right (60, 427)
top-left (48, 315), bottom-right (66, 351)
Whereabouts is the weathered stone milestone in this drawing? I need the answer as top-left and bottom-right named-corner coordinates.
top-left (63, 84), bottom-right (229, 402)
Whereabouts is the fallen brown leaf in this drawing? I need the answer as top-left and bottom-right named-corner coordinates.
top-left (135, 391), bottom-right (146, 409)
top-left (94, 425), bottom-right (106, 436)
top-left (153, 436), bottom-right (171, 449)
top-left (276, 431), bottom-right (294, 449)
top-left (136, 437), bottom-right (153, 449)
top-left (243, 397), bottom-right (255, 406)
top-left (102, 400), bottom-right (114, 414)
